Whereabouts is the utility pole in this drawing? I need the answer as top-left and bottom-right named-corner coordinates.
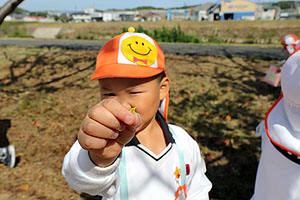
top-left (0, 0), bottom-right (24, 25)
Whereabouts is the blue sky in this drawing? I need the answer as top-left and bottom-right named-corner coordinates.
top-left (0, 0), bottom-right (284, 11)
top-left (0, 0), bottom-right (215, 11)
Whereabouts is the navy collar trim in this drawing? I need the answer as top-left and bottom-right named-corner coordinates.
top-left (271, 141), bottom-right (300, 165)
top-left (126, 112), bottom-right (175, 147)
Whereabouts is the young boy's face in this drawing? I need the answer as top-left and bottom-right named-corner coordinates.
top-left (98, 75), bottom-right (169, 132)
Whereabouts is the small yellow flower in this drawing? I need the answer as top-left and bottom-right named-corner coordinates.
top-left (128, 107), bottom-right (136, 114)
top-left (174, 167), bottom-right (181, 179)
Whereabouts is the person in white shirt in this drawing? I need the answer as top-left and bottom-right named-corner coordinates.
top-left (62, 28), bottom-right (212, 200)
top-left (251, 48), bottom-right (300, 200)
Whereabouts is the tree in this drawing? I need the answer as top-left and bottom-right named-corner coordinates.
top-left (0, 0), bottom-right (24, 25)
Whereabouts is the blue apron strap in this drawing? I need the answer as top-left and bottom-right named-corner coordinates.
top-left (119, 150), bottom-right (128, 200)
top-left (119, 126), bottom-right (186, 199)
top-left (169, 126), bottom-right (186, 186)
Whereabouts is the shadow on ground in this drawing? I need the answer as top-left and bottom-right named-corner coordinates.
top-left (167, 54), bottom-right (281, 199)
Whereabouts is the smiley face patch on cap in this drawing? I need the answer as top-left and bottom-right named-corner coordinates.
top-left (118, 32), bottom-right (159, 68)
top-left (121, 36), bottom-right (157, 66)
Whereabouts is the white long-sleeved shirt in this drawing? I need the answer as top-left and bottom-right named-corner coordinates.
top-left (62, 114), bottom-right (212, 200)
top-left (251, 97), bottom-right (300, 200)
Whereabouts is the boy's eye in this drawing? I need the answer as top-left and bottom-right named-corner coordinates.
top-left (130, 91), bottom-right (141, 95)
top-left (103, 93), bottom-right (115, 96)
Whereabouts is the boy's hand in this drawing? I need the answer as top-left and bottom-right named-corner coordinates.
top-left (78, 99), bottom-right (142, 167)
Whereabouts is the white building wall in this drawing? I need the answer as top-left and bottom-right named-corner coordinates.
top-left (72, 14), bottom-right (92, 23)
top-left (4, 16), bottom-right (13, 22)
top-left (103, 12), bottom-right (115, 22)
top-left (260, 9), bottom-right (277, 20)
top-left (198, 10), bottom-right (208, 21)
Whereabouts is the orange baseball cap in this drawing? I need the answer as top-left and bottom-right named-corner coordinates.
top-left (281, 34), bottom-right (300, 54)
top-left (91, 28), bottom-right (166, 80)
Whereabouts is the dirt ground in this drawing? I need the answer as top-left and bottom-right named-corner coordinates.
top-left (0, 46), bottom-right (282, 200)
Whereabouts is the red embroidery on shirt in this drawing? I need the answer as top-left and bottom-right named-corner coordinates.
top-left (185, 164), bottom-right (190, 176)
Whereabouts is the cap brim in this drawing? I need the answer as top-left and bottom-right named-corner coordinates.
top-left (91, 63), bottom-right (164, 80)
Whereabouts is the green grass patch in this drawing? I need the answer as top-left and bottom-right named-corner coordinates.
top-left (122, 25), bottom-right (202, 43)
top-left (8, 30), bottom-right (33, 38)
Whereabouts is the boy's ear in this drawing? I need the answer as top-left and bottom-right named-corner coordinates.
top-left (159, 76), bottom-right (170, 101)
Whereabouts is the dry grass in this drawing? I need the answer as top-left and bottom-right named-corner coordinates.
top-left (0, 46), bottom-right (282, 200)
top-left (2, 20), bottom-right (300, 45)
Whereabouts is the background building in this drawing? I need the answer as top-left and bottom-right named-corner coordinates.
top-left (208, 3), bottom-right (221, 21)
top-left (167, 9), bottom-right (190, 21)
top-left (190, 3), bottom-right (214, 21)
top-left (220, 0), bottom-right (256, 20)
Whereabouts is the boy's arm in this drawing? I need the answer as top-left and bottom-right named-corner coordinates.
top-left (62, 100), bottom-right (141, 197)
top-left (62, 140), bottom-right (121, 197)
top-left (187, 140), bottom-right (212, 200)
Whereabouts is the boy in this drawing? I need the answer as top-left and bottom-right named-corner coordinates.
top-left (62, 29), bottom-right (212, 200)
top-left (252, 48), bottom-right (300, 199)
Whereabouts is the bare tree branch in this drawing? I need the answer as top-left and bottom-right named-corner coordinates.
top-left (0, 0), bottom-right (24, 25)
